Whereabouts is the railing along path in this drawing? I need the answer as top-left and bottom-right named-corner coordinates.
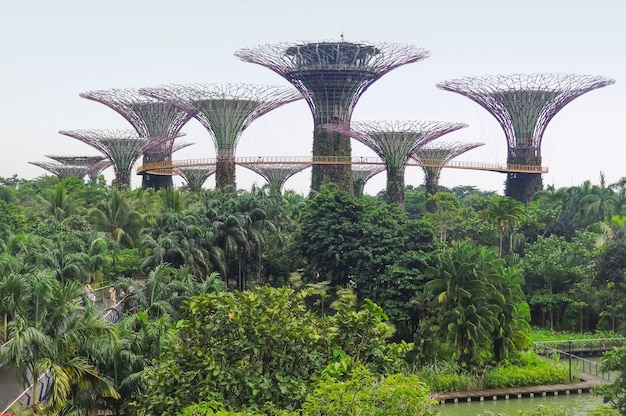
top-left (1, 284), bottom-right (124, 414)
top-left (534, 338), bottom-right (626, 383)
top-left (137, 156), bottom-right (549, 175)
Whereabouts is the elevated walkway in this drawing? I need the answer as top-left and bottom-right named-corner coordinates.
top-left (136, 156), bottom-right (549, 176)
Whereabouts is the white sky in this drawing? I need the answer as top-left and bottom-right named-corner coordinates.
top-left (0, 0), bottom-right (623, 196)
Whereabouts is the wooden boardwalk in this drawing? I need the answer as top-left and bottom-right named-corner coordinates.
top-left (433, 372), bottom-right (607, 404)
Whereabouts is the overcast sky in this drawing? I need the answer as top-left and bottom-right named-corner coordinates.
top-left (1, 0), bottom-right (623, 195)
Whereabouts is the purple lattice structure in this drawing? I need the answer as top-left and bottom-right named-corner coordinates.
top-left (176, 166), bottom-right (217, 192)
top-left (239, 163), bottom-right (311, 194)
top-left (80, 88), bottom-right (197, 189)
top-left (412, 142), bottom-right (485, 211)
top-left (140, 83), bottom-right (302, 189)
top-left (29, 161), bottom-right (91, 179)
top-left (59, 129), bottom-right (175, 189)
top-left (351, 164), bottom-right (385, 198)
top-left (436, 73), bottom-right (615, 202)
top-left (325, 120), bottom-right (467, 206)
top-left (235, 40), bottom-right (430, 193)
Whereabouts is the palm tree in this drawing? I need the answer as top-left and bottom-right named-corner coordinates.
top-left (89, 189), bottom-right (143, 248)
top-left (581, 172), bottom-right (618, 223)
top-left (424, 241), bottom-right (502, 367)
top-left (483, 196), bottom-right (525, 256)
top-left (39, 182), bottom-right (84, 222)
top-left (0, 269), bottom-right (119, 412)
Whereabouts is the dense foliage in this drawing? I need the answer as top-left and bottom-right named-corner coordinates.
top-left (3, 173), bottom-right (626, 414)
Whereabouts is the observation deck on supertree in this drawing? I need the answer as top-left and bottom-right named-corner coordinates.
top-left (79, 88), bottom-right (197, 190)
top-left (436, 73), bottom-right (615, 203)
top-left (412, 142), bottom-right (485, 212)
top-left (352, 165), bottom-right (385, 198)
top-left (59, 129), bottom-right (175, 190)
top-left (235, 40), bottom-right (430, 194)
top-left (239, 163), bottom-right (311, 195)
top-left (324, 120), bottom-right (467, 206)
top-left (140, 83), bottom-right (303, 189)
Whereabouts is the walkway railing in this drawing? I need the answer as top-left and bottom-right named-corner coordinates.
top-left (136, 156), bottom-right (549, 175)
top-left (2, 284), bottom-right (125, 414)
top-left (534, 338), bottom-right (626, 383)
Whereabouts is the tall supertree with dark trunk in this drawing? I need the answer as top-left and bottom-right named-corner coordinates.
top-left (140, 84), bottom-right (302, 189)
top-left (235, 41), bottom-right (430, 194)
top-left (79, 88), bottom-right (197, 190)
top-left (325, 121), bottom-right (467, 206)
top-left (59, 129), bottom-right (172, 189)
top-left (177, 166), bottom-right (216, 191)
top-left (436, 73), bottom-right (615, 203)
top-left (240, 163), bottom-right (311, 195)
top-left (413, 142), bottom-right (484, 212)
top-left (352, 165), bottom-right (384, 198)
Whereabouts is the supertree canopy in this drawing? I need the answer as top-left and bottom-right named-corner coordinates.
top-left (59, 129), bottom-right (171, 189)
top-left (176, 166), bottom-right (217, 192)
top-left (240, 163), bottom-right (311, 195)
top-left (325, 120), bottom-right (467, 206)
top-left (29, 161), bottom-right (91, 179)
top-left (412, 142), bottom-right (485, 212)
top-left (80, 88), bottom-right (197, 190)
top-left (352, 164), bottom-right (385, 198)
top-left (235, 40), bottom-right (430, 193)
top-left (140, 83), bottom-right (302, 189)
top-left (436, 73), bottom-right (615, 203)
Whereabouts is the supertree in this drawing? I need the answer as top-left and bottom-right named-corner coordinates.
top-left (59, 129), bottom-right (172, 190)
top-left (325, 121), bottom-right (467, 206)
top-left (45, 155), bottom-right (110, 182)
top-left (29, 161), bottom-right (91, 179)
top-left (412, 142), bottom-right (485, 212)
top-left (352, 165), bottom-right (385, 198)
top-left (79, 88), bottom-right (197, 190)
top-left (235, 40), bottom-right (430, 193)
top-left (176, 166), bottom-right (216, 191)
top-left (436, 73), bottom-right (616, 203)
top-left (239, 163), bottom-right (311, 195)
top-left (140, 83), bottom-right (302, 189)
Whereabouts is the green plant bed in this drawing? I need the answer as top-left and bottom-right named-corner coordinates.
top-left (483, 354), bottom-right (573, 389)
top-left (530, 328), bottom-right (621, 342)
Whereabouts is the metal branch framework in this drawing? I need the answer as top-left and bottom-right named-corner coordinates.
top-left (33, 155), bottom-right (111, 182)
top-left (436, 73), bottom-right (615, 202)
top-left (176, 166), bottom-right (216, 192)
top-left (240, 163), bottom-right (311, 194)
top-left (235, 40), bottom-right (431, 192)
top-left (413, 142), bottom-right (485, 210)
top-left (140, 83), bottom-right (303, 188)
top-left (29, 161), bottom-right (91, 179)
top-left (325, 120), bottom-right (468, 205)
top-left (352, 165), bottom-right (385, 197)
top-left (80, 88), bottom-right (197, 189)
top-left (58, 129), bottom-right (165, 189)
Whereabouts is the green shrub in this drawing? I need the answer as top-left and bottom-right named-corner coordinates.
top-left (300, 365), bottom-right (439, 416)
top-left (483, 361), bottom-right (570, 388)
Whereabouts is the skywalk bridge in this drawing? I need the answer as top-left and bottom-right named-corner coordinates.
top-left (136, 156), bottom-right (549, 176)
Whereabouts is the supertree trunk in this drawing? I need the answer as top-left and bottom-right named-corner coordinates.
top-left (216, 148), bottom-right (236, 188)
top-left (506, 147), bottom-right (542, 204)
top-left (386, 167), bottom-right (406, 207)
top-left (142, 151), bottom-right (173, 190)
top-left (311, 126), bottom-right (352, 192)
top-left (424, 167), bottom-right (441, 213)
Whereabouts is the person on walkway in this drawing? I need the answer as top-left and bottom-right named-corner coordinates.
top-left (85, 284), bottom-right (96, 303)
top-left (109, 286), bottom-right (117, 306)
